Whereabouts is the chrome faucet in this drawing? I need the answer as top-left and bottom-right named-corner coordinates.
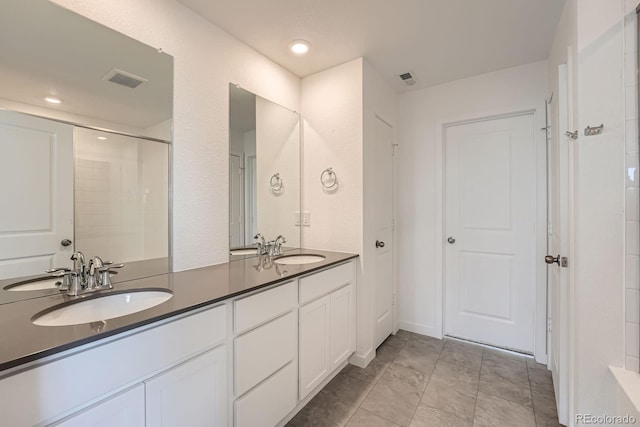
top-left (70, 251), bottom-right (87, 285)
top-left (87, 256), bottom-right (104, 290)
top-left (47, 252), bottom-right (124, 296)
top-left (273, 235), bottom-right (287, 256)
top-left (254, 233), bottom-right (267, 255)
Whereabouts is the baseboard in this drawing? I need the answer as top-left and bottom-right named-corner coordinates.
top-left (349, 348), bottom-right (375, 368)
top-left (398, 320), bottom-right (442, 339)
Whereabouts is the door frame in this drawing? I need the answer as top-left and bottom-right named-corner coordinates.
top-left (434, 106), bottom-right (548, 362)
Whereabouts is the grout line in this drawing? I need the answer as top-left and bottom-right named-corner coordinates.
top-left (471, 348), bottom-right (487, 425)
top-left (405, 337), bottom-right (445, 425)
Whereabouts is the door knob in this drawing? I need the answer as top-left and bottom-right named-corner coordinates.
top-left (61, 239), bottom-right (72, 247)
top-left (545, 254), bottom-right (560, 265)
top-left (375, 240), bottom-right (385, 248)
top-left (447, 237), bottom-right (455, 244)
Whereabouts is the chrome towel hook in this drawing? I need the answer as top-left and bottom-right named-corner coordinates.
top-left (320, 167), bottom-right (338, 190)
top-left (270, 173), bottom-right (283, 193)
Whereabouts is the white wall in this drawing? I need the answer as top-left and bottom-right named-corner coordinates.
top-left (301, 59), bottom-right (363, 254)
top-left (395, 61), bottom-right (548, 338)
top-left (51, 0), bottom-right (301, 271)
top-left (570, 0), bottom-right (627, 421)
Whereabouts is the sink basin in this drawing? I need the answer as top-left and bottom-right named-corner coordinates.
top-left (32, 288), bottom-right (173, 327)
top-left (273, 254), bottom-right (326, 265)
top-left (4, 276), bottom-right (62, 292)
top-left (230, 248), bottom-right (257, 256)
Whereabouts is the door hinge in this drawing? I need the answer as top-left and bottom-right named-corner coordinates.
top-left (561, 257), bottom-right (568, 268)
top-left (392, 143), bottom-right (399, 156)
top-left (547, 221), bottom-right (552, 236)
top-left (547, 318), bottom-right (552, 333)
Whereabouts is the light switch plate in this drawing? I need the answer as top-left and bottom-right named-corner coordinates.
top-left (302, 211), bottom-right (311, 226)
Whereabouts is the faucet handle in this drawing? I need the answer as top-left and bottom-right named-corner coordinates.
top-left (97, 264), bottom-right (123, 289)
top-left (51, 270), bottom-right (80, 295)
top-left (46, 267), bottom-right (71, 274)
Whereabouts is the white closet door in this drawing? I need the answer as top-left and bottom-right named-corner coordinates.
top-left (444, 113), bottom-right (536, 352)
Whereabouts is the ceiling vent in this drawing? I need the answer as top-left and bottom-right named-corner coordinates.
top-left (399, 72), bottom-right (416, 86)
top-left (102, 68), bottom-right (148, 89)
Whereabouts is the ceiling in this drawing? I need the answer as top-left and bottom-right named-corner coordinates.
top-left (178, 0), bottom-right (565, 92)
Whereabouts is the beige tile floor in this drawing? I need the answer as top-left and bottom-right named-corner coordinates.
top-left (287, 330), bottom-right (561, 427)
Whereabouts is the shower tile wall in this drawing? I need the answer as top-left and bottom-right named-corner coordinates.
top-left (74, 130), bottom-right (169, 263)
top-left (624, 2), bottom-right (640, 372)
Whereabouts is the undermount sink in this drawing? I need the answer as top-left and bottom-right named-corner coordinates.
top-left (31, 288), bottom-right (173, 327)
top-left (273, 254), bottom-right (326, 265)
top-left (230, 248), bottom-right (257, 256)
top-left (4, 276), bottom-right (62, 292)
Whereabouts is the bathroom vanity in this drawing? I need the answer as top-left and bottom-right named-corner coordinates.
top-left (0, 249), bottom-right (357, 426)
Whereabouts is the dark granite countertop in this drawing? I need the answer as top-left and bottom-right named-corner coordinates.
top-left (0, 249), bottom-right (358, 373)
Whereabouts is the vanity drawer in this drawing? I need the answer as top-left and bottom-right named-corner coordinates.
top-left (299, 261), bottom-right (355, 304)
top-left (234, 311), bottom-right (297, 397)
top-left (234, 362), bottom-right (297, 427)
top-left (234, 281), bottom-right (297, 334)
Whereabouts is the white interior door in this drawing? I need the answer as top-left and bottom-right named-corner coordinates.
top-left (548, 62), bottom-right (572, 426)
top-left (229, 153), bottom-right (244, 248)
top-left (444, 113), bottom-right (536, 353)
top-left (0, 111), bottom-right (74, 278)
top-left (374, 118), bottom-right (394, 348)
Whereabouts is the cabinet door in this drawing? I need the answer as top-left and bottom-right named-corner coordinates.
top-left (329, 284), bottom-right (355, 368)
top-left (52, 385), bottom-right (144, 427)
top-left (145, 346), bottom-right (227, 427)
top-left (299, 295), bottom-right (331, 399)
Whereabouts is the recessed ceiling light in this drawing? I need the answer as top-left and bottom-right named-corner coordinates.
top-left (44, 97), bottom-right (61, 104)
top-left (289, 40), bottom-right (310, 55)
top-left (97, 136), bottom-right (108, 140)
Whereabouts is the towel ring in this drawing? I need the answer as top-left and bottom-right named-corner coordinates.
top-left (320, 167), bottom-right (337, 189)
top-left (270, 173), bottom-right (283, 192)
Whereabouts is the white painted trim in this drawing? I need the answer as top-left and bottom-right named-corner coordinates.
top-left (398, 320), bottom-right (441, 338)
top-left (566, 45), bottom-right (577, 427)
top-left (348, 348), bottom-right (375, 368)
top-left (435, 105), bottom-right (548, 361)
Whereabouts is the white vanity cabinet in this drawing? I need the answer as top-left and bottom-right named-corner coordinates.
top-left (0, 257), bottom-right (358, 427)
top-left (299, 261), bottom-right (356, 399)
top-left (0, 305), bottom-right (227, 427)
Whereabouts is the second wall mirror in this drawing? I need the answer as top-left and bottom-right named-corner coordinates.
top-left (228, 84), bottom-right (300, 255)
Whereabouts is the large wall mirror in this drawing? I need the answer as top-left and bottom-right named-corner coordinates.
top-left (0, 0), bottom-right (172, 302)
top-left (229, 84), bottom-right (300, 255)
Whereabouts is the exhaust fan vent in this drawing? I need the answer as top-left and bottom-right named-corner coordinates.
top-left (103, 68), bottom-right (148, 89)
top-left (399, 72), bottom-right (416, 86)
